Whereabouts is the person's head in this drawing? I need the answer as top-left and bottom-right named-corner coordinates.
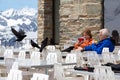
top-left (112, 30), bottom-right (119, 37)
top-left (82, 29), bottom-right (92, 40)
top-left (98, 28), bottom-right (110, 41)
top-left (112, 30), bottom-right (119, 45)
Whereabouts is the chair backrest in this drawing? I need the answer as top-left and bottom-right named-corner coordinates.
top-left (31, 73), bottom-right (49, 80)
top-left (5, 58), bottom-right (15, 73)
top-left (0, 46), bottom-right (5, 56)
top-left (118, 49), bottom-right (120, 54)
top-left (55, 49), bottom-right (62, 63)
top-left (86, 51), bottom-right (101, 67)
top-left (117, 50), bottom-right (120, 60)
top-left (4, 49), bottom-right (14, 58)
top-left (76, 51), bottom-right (85, 67)
top-left (65, 53), bottom-right (76, 68)
top-left (18, 50), bottom-right (26, 59)
top-left (30, 51), bottom-right (41, 65)
top-left (46, 45), bottom-right (56, 52)
top-left (102, 52), bottom-right (116, 64)
top-left (102, 47), bottom-right (109, 53)
top-left (65, 53), bottom-right (77, 63)
top-left (46, 52), bottom-right (57, 64)
top-left (94, 65), bottom-right (116, 80)
top-left (113, 46), bottom-right (120, 54)
top-left (12, 62), bottom-right (19, 70)
top-left (54, 63), bottom-right (65, 80)
top-left (7, 69), bottom-right (22, 80)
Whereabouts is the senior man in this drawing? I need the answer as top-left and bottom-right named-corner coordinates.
top-left (78, 28), bottom-right (115, 54)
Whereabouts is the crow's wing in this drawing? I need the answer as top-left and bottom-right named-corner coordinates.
top-left (11, 27), bottom-right (21, 38)
top-left (41, 37), bottom-right (48, 44)
top-left (30, 40), bottom-right (40, 48)
top-left (40, 37), bottom-right (48, 52)
top-left (19, 29), bottom-right (25, 35)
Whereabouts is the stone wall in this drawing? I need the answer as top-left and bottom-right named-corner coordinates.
top-left (59, 0), bottom-right (103, 46)
top-left (38, 0), bottom-right (103, 46)
top-left (38, 0), bottom-right (53, 43)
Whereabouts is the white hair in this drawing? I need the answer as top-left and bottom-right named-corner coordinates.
top-left (99, 28), bottom-right (110, 37)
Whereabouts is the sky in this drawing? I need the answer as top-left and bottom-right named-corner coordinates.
top-left (0, 0), bottom-right (38, 11)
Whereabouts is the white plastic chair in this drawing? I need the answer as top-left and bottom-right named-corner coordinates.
top-left (102, 52), bottom-right (116, 64)
top-left (31, 73), bottom-right (49, 80)
top-left (54, 63), bottom-right (83, 80)
top-left (18, 50), bottom-right (26, 59)
top-left (46, 45), bottom-right (56, 52)
top-left (65, 54), bottom-right (77, 63)
top-left (117, 50), bottom-right (120, 60)
top-left (46, 52), bottom-right (58, 64)
top-left (65, 53), bottom-right (77, 68)
top-left (94, 65), bottom-right (116, 80)
top-left (102, 47), bottom-right (109, 53)
top-left (30, 51), bottom-right (41, 65)
top-left (54, 63), bottom-right (65, 80)
top-left (113, 46), bottom-right (120, 54)
top-left (11, 62), bottom-right (19, 70)
top-left (76, 51), bottom-right (85, 67)
top-left (7, 69), bottom-right (22, 80)
top-left (118, 49), bottom-right (120, 55)
top-left (55, 49), bottom-right (62, 63)
top-left (4, 49), bottom-right (14, 58)
top-left (86, 51), bottom-right (101, 67)
top-left (5, 58), bottom-right (15, 73)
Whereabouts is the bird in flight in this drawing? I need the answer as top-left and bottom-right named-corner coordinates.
top-left (11, 27), bottom-right (26, 42)
top-left (40, 37), bottom-right (48, 52)
top-left (30, 40), bottom-right (40, 49)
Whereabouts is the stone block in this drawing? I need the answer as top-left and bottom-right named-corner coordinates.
top-left (82, 3), bottom-right (102, 15)
top-left (69, 14), bottom-right (79, 20)
top-left (80, 0), bottom-right (102, 3)
top-left (60, 8), bottom-right (72, 16)
top-left (60, 0), bottom-right (73, 5)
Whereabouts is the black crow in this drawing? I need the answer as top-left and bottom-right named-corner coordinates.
top-left (40, 37), bottom-right (48, 52)
top-left (49, 38), bottom-right (55, 45)
top-left (30, 40), bottom-right (40, 49)
top-left (11, 27), bottom-right (26, 42)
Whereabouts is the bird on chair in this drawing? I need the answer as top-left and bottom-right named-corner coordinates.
top-left (49, 38), bottom-right (55, 45)
top-left (11, 27), bottom-right (26, 42)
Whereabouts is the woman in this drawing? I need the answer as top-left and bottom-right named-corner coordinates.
top-left (61, 29), bottom-right (94, 52)
top-left (74, 29), bottom-right (94, 49)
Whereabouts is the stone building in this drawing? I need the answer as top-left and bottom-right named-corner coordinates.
top-left (38, 0), bottom-right (103, 48)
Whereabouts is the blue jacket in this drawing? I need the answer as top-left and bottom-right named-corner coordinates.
top-left (84, 37), bottom-right (115, 54)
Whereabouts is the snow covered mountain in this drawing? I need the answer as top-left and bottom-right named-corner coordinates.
top-left (0, 7), bottom-right (38, 47)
